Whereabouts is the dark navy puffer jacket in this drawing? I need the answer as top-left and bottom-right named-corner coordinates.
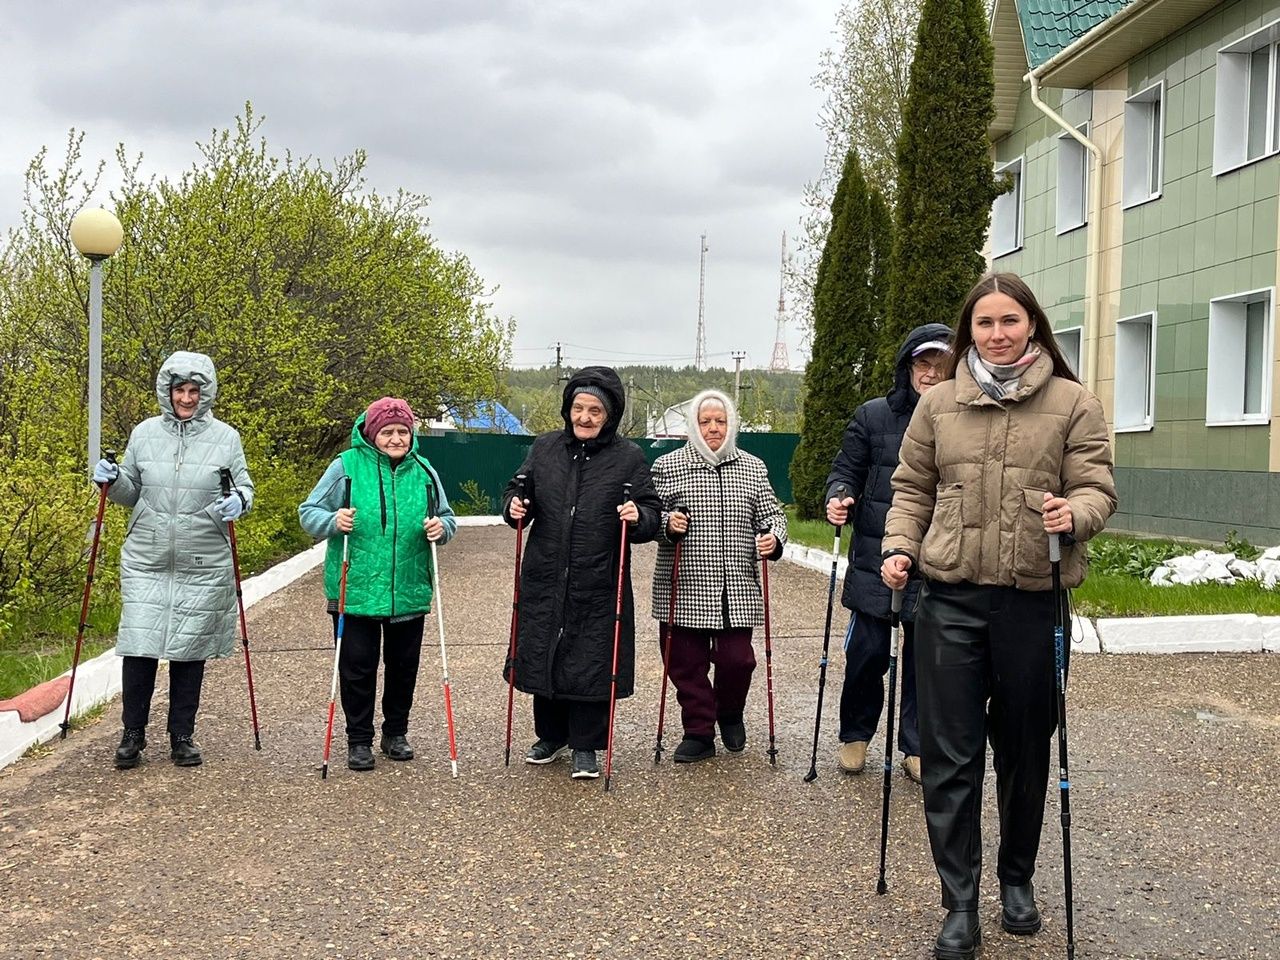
top-left (824, 323), bottom-right (954, 621)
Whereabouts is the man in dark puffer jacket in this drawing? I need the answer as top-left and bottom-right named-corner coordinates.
top-left (825, 323), bottom-right (953, 783)
top-left (502, 367), bottom-right (662, 780)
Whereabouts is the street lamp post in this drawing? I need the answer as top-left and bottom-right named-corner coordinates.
top-left (69, 208), bottom-right (124, 477)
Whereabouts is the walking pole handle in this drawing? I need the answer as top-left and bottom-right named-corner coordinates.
top-left (831, 483), bottom-right (849, 526)
top-left (219, 467), bottom-right (232, 497)
top-left (1048, 532), bottom-right (1061, 563)
top-left (515, 473), bottom-right (527, 501)
top-left (342, 477), bottom-right (352, 509)
top-left (671, 503), bottom-right (690, 541)
top-left (891, 589), bottom-right (903, 614)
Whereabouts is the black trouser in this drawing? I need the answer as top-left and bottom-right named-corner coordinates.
top-left (332, 613), bottom-right (425, 746)
top-left (914, 580), bottom-right (1062, 911)
top-left (838, 612), bottom-right (919, 755)
top-left (121, 656), bottom-right (206, 737)
top-left (533, 696), bottom-right (610, 751)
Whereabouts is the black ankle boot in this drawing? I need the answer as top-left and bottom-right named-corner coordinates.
top-left (169, 734), bottom-right (203, 767)
top-left (379, 733), bottom-right (414, 761)
top-left (673, 735), bottom-right (715, 764)
top-left (1000, 881), bottom-right (1041, 935)
top-left (114, 728), bottom-right (146, 769)
top-left (718, 716), bottom-right (747, 753)
top-left (347, 743), bottom-right (375, 771)
top-left (934, 910), bottom-right (980, 960)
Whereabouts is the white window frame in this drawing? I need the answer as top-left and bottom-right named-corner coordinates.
top-left (1056, 325), bottom-right (1084, 378)
top-left (991, 156), bottom-right (1024, 258)
top-left (1207, 288), bottom-right (1275, 426)
top-left (1057, 123), bottom-right (1090, 234)
top-left (1215, 22), bottom-right (1280, 175)
top-left (1123, 82), bottom-right (1164, 207)
top-left (1115, 313), bottom-right (1157, 432)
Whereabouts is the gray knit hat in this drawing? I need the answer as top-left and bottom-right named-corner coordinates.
top-left (572, 385), bottom-right (614, 417)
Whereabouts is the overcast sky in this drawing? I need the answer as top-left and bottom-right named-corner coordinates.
top-left (0, 1), bottom-right (833, 371)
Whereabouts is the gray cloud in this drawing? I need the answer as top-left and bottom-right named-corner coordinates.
top-left (1, 0), bottom-right (829, 369)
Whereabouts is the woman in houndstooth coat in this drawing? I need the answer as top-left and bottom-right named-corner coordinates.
top-left (650, 389), bottom-right (787, 763)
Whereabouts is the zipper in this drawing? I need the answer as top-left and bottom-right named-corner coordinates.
top-left (717, 463), bottom-right (729, 630)
top-left (389, 461), bottom-right (397, 618)
top-left (551, 447), bottom-right (583, 679)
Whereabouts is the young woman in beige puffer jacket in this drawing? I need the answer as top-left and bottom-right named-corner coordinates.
top-left (881, 273), bottom-right (1117, 960)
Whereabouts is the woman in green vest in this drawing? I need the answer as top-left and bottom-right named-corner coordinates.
top-left (299, 397), bottom-right (457, 771)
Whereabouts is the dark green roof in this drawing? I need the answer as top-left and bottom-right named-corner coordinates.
top-left (1018, 0), bottom-right (1137, 68)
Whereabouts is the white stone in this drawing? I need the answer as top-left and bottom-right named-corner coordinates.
top-left (1097, 615), bottom-right (1263, 654)
top-left (1261, 617), bottom-right (1280, 653)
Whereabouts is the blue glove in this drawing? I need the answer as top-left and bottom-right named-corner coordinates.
top-left (92, 459), bottom-right (119, 485)
top-left (213, 492), bottom-right (246, 522)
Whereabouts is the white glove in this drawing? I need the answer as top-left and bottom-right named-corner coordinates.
top-left (92, 459), bottom-right (119, 485)
top-left (213, 493), bottom-right (246, 522)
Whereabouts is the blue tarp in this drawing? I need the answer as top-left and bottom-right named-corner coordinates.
top-left (448, 401), bottom-right (531, 435)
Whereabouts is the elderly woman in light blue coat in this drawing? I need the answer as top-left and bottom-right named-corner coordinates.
top-left (93, 351), bottom-right (253, 769)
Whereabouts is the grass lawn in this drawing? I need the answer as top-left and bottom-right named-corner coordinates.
top-left (782, 507), bottom-right (1280, 618)
top-left (0, 604), bottom-right (119, 701)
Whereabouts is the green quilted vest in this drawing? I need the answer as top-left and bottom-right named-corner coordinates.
top-left (323, 422), bottom-right (436, 618)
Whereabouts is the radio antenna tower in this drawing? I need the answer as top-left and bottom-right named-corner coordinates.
top-left (768, 231), bottom-right (791, 372)
top-left (694, 233), bottom-right (708, 372)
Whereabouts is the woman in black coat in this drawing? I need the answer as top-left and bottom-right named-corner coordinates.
top-left (503, 366), bottom-right (661, 780)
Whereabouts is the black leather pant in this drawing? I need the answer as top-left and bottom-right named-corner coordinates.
top-left (914, 580), bottom-right (1064, 910)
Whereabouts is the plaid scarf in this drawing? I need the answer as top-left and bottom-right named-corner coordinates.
top-left (966, 344), bottom-right (1041, 401)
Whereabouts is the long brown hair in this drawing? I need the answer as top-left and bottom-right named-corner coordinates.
top-left (942, 272), bottom-right (1081, 383)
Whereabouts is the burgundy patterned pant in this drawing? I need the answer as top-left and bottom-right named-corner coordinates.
top-left (660, 624), bottom-right (756, 739)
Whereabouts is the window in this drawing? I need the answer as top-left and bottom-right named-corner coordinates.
top-left (1124, 84), bottom-right (1163, 206)
top-left (1056, 326), bottom-right (1083, 377)
top-left (1057, 124), bottom-right (1089, 233)
top-left (991, 157), bottom-right (1023, 257)
top-left (1115, 314), bottom-right (1156, 431)
top-left (1216, 23), bottom-right (1280, 174)
top-left (1208, 289), bottom-right (1274, 425)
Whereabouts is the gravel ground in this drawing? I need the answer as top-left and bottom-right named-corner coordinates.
top-left (1, 525), bottom-right (1278, 959)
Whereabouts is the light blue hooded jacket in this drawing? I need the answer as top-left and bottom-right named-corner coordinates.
top-left (108, 351), bottom-right (254, 660)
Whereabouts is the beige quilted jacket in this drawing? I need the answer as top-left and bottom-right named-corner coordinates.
top-left (882, 352), bottom-right (1117, 590)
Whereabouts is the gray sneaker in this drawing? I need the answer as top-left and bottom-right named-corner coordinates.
top-left (525, 739), bottom-right (569, 764)
top-left (570, 749), bottom-right (600, 779)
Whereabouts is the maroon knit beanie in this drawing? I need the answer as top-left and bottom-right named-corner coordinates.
top-left (362, 397), bottom-right (416, 442)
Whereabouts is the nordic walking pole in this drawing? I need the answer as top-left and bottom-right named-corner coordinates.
top-left (61, 449), bottom-right (115, 740)
top-left (603, 482), bottom-right (633, 792)
top-left (876, 588), bottom-right (905, 894)
top-left (320, 477), bottom-right (352, 780)
top-left (503, 474), bottom-right (528, 767)
top-left (220, 468), bottom-right (261, 750)
top-left (1050, 533), bottom-right (1077, 959)
top-left (430, 487), bottom-right (460, 778)
top-left (804, 482), bottom-right (849, 783)
top-left (757, 524), bottom-right (778, 766)
top-left (654, 503), bottom-right (689, 764)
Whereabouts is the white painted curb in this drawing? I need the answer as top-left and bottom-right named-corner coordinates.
top-left (780, 551), bottom-right (1278, 655)
top-left (0, 540), bottom-right (331, 772)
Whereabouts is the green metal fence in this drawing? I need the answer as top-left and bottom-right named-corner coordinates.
top-left (416, 432), bottom-right (800, 513)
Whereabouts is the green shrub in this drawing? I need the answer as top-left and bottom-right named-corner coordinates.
top-left (452, 478), bottom-right (493, 516)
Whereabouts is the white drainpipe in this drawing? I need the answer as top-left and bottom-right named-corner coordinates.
top-left (1026, 70), bottom-right (1103, 394)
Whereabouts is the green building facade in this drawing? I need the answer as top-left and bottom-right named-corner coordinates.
top-left (990, 0), bottom-right (1280, 543)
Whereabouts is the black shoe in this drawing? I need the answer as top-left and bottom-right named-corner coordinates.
top-left (570, 749), bottom-right (600, 779)
top-left (718, 717), bottom-right (747, 753)
top-left (1000, 881), bottom-right (1042, 935)
top-left (934, 910), bottom-right (980, 960)
top-left (380, 734), bottom-right (414, 761)
top-left (673, 736), bottom-right (716, 764)
top-left (525, 738), bottom-right (569, 764)
top-left (114, 728), bottom-right (146, 769)
top-left (347, 743), bottom-right (375, 771)
top-left (169, 735), bottom-right (203, 767)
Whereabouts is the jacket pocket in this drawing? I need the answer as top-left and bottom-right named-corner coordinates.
top-left (1013, 488), bottom-right (1050, 577)
top-left (921, 483), bottom-right (963, 571)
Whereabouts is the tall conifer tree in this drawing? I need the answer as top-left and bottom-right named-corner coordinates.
top-left (880, 0), bottom-right (999, 377)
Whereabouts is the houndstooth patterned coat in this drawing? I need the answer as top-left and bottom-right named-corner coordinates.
top-left (650, 443), bottom-right (788, 631)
